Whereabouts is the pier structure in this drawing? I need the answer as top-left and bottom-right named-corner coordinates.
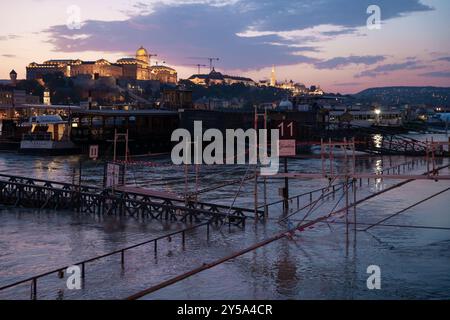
top-left (0, 173), bottom-right (261, 227)
top-left (1, 136), bottom-right (450, 300)
top-left (122, 136), bottom-right (450, 300)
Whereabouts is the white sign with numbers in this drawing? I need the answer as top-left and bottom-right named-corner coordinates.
top-left (279, 139), bottom-right (296, 157)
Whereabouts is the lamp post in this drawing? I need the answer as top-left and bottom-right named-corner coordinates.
top-left (374, 108), bottom-right (381, 125)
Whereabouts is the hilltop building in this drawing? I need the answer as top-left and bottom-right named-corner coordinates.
top-left (270, 65), bottom-right (276, 87)
top-left (188, 68), bottom-right (255, 87)
top-left (260, 65), bottom-right (324, 96)
top-left (26, 46), bottom-right (177, 84)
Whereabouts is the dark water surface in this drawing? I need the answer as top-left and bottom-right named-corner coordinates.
top-left (0, 133), bottom-right (449, 299)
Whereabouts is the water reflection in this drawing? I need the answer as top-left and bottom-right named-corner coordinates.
top-left (373, 134), bottom-right (383, 149)
top-left (275, 240), bottom-right (298, 296)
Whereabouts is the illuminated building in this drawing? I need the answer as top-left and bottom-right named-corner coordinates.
top-left (270, 65), bottom-right (276, 87)
top-left (70, 59), bottom-right (122, 79)
top-left (188, 68), bottom-right (255, 86)
top-left (116, 47), bottom-right (151, 80)
top-left (43, 89), bottom-right (51, 105)
top-left (150, 65), bottom-right (178, 84)
top-left (26, 46), bottom-right (178, 84)
top-left (26, 60), bottom-right (72, 79)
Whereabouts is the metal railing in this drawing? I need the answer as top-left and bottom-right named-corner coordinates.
top-left (0, 221), bottom-right (212, 300)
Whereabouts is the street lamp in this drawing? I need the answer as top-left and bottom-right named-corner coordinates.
top-left (374, 109), bottom-right (381, 125)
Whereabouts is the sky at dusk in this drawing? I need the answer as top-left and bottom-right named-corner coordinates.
top-left (0, 0), bottom-right (449, 93)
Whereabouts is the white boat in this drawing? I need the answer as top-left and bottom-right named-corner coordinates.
top-left (326, 110), bottom-right (403, 129)
top-left (19, 115), bottom-right (79, 155)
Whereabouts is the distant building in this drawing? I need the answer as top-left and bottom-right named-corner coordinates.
top-left (150, 65), bottom-right (178, 84)
top-left (270, 65), bottom-right (276, 87)
top-left (26, 46), bottom-right (178, 84)
top-left (71, 59), bottom-right (123, 79)
top-left (279, 80), bottom-right (309, 95)
top-left (9, 70), bottom-right (17, 87)
top-left (258, 80), bottom-right (270, 87)
top-left (43, 89), bottom-right (51, 105)
top-left (193, 97), bottom-right (245, 110)
top-left (188, 68), bottom-right (255, 87)
top-left (0, 89), bottom-right (40, 108)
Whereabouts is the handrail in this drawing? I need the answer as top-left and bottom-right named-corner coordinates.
top-left (0, 221), bottom-right (211, 294)
top-left (0, 173), bottom-right (101, 191)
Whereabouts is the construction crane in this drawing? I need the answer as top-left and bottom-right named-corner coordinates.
top-left (148, 53), bottom-right (158, 64)
top-left (188, 57), bottom-right (220, 72)
top-left (191, 64), bottom-right (208, 74)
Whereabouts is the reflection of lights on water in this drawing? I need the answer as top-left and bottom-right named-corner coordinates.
top-left (375, 159), bottom-right (382, 174)
top-left (373, 134), bottom-right (383, 149)
top-left (371, 159), bottom-right (384, 192)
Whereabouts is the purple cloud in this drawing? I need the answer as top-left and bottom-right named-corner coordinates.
top-left (315, 55), bottom-right (386, 70)
top-left (419, 71), bottom-right (450, 78)
top-left (355, 60), bottom-right (427, 78)
top-left (44, 0), bottom-right (432, 70)
top-left (436, 57), bottom-right (450, 62)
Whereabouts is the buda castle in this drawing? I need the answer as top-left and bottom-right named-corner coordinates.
top-left (26, 46), bottom-right (177, 84)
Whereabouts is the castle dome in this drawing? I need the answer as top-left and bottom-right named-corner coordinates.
top-left (136, 46), bottom-right (149, 64)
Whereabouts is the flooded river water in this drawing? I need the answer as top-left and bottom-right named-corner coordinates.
top-left (0, 133), bottom-right (449, 300)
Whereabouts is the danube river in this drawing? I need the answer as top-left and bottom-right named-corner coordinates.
top-left (0, 133), bottom-right (449, 300)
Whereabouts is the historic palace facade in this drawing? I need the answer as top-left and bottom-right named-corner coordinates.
top-left (26, 47), bottom-right (177, 84)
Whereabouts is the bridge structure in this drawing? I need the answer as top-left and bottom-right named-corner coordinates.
top-left (0, 173), bottom-right (263, 227)
top-left (317, 124), bottom-right (443, 156)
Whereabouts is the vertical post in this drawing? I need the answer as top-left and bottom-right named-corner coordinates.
top-left (254, 105), bottom-right (259, 221)
top-left (345, 177), bottom-right (349, 242)
top-left (193, 137), bottom-right (199, 207)
top-left (321, 138), bottom-right (325, 175)
top-left (182, 230), bottom-right (186, 247)
top-left (81, 262), bottom-right (85, 278)
top-left (343, 138), bottom-right (348, 175)
top-left (426, 138), bottom-right (430, 174)
top-left (78, 159), bottom-right (82, 187)
top-left (329, 138), bottom-right (334, 177)
top-left (121, 250), bottom-right (125, 266)
top-left (353, 179), bottom-right (357, 232)
top-left (431, 137), bottom-right (436, 173)
top-left (283, 157), bottom-right (289, 215)
top-left (263, 176), bottom-right (268, 219)
top-left (72, 166), bottom-right (76, 209)
top-left (31, 278), bottom-right (37, 300)
top-left (184, 163), bottom-right (188, 207)
top-left (78, 160), bottom-right (82, 213)
top-left (125, 130), bottom-right (129, 163)
top-left (113, 129), bottom-right (117, 162)
top-left (352, 137), bottom-right (356, 175)
top-left (195, 164), bottom-right (199, 207)
top-left (254, 171), bottom-right (258, 221)
top-left (124, 130), bottom-right (129, 186)
top-left (154, 240), bottom-right (158, 257)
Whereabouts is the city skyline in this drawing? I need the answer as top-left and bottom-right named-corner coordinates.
top-left (1, 0), bottom-right (449, 93)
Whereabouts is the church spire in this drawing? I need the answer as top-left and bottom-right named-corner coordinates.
top-left (270, 65), bottom-right (276, 87)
